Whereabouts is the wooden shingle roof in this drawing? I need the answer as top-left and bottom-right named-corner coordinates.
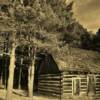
top-left (52, 46), bottom-right (100, 73)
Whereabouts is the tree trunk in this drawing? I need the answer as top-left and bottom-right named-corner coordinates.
top-left (6, 44), bottom-right (16, 100)
top-left (0, 73), bottom-right (2, 87)
top-left (0, 68), bottom-right (2, 87)
top-left (18, 67), bottom-right (22, 89)
top-left (28, 59), bottom-right (35, 97)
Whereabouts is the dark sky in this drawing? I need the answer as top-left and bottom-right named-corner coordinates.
top-left (73, 0), bottom-right (100, 33)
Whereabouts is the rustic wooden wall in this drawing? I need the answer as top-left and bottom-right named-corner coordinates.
top-left (95, 74), bottom-right (100, 99)
top-left (37, 74), bottom-right (61, 97)
top-left (37, 72), bottom-right (100, 99)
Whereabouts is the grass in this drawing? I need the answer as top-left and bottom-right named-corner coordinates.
top-left (0, 89), bottom-right (58, 100)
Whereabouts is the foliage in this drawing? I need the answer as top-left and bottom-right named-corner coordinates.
top-left (92, 28), bottom-right (100, 52)
top-left (1, 0), bottom-right (100, 53)
top-left (79, 28), bottom-right (100, 52)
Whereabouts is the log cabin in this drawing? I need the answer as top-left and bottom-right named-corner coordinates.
top-left (36, 47), bottom-right (100, 100)
top-left (0, 31), bottom-right (100, 100)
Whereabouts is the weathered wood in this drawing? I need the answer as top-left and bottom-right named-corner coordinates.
top-left (38, 86), bottom-right (61, 91)
top-left (96, 91), bottom-right (100, 94)
top-left (95, 82), bottom-right (100, 84)
top-left (39, 76), bottom-right (60, 78)
top-left (38, 81), bottom-right (60, 84)
top-left (62, 86), bottom-right (72, 89)
top-left (38, 76), bottom-right (61, 79)
top-left (96, 83), bottom-right (100, 85)
top-left (62, 75), bottom-right (77, 78)
top-left (39, 74), bottom-right (61, 77)
top-left (81, 83), bottom-right (87, 85)
top-left (95, 75), bottom-right (100, 78)
top-left (38, 83), bottom-right (61, 87)
top-left (63, 91), bottom-right (72, 93)
top-left (62, 73), bottom-right (72, 96)
top-left (38, 88), bottom-right (61, 94)
top-left (61, 79), bottom-right (72, 82)
top-left (96, 79), bottom-right (100, 82)
top-left (38, 73), bottom-right (62, 97)
top-left (80, 86), bottom-right (87, 88)
top-left (38, 91), bottom-right (61, 97)
top-left (95, 76), bottom-right (100, 96)
top-left (80, 77), bottom-right (88, 95)
top-left (62, 83), bottom-right (72, 86)
top-left (63, 92), bottom-right (72, 95)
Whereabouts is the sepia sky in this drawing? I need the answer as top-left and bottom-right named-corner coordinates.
top-left (73, 0), bottom-right (100, 33)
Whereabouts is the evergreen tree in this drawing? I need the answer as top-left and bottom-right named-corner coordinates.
top-left (93, 28), bottom-right (100, 52)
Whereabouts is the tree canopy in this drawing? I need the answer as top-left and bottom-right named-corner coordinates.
top-left (0, 0), bottom-right (100, 53)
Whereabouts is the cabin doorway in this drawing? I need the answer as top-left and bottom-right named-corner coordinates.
top-left (88, 75), bottom-right (95, 95)
top-left (73, 78), bottom-right (80, 95)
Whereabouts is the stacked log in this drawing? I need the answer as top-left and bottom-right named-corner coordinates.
top-left (80, 75), bottom-right (88, 95)
top-left (61, 72), bottom-right (88, 99)
top-left (37, 74), bottom-right (61, 97)
top-left (61, 72), bottom-right (77, 98)
top-left (95, 74), bottom-right (100, 96)
top-left (37, 72), bottom-right (100, 99)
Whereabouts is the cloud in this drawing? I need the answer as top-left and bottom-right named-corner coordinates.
top-left (73, 0), bottom-right (100, 33)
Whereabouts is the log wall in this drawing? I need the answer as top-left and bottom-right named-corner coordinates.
top-left (37, 72), bottom-right (100, 99)
top-left (80, 75), bottom-right (88, 95)
top-left (37, 74), bottom-right (61, 97)
top-left (61, 72), bottom-right (77, 97)
top-left (95, 74), bottom-right (100, 96)
top-left (61, 72), bottom-right (88, 98)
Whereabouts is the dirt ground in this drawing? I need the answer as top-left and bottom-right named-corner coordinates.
top-left (0, 89), bottom-right (59, 100)
top-left (0, 89), bottom-right (98, 100)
